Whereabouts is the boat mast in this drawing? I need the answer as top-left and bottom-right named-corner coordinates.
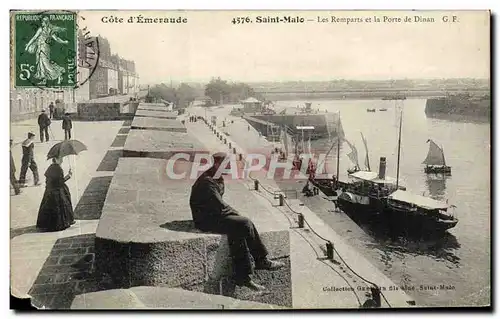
top-left (441, 144), bottom-right (446, 166)
top-left (336, 111), bottom-right (341, 179)
top-left (396, 110), bottom-right (403, 188)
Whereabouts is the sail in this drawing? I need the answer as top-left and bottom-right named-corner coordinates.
top-left (360, 132), bottom-right (371, 171)
top-left (307, 133), bottom-right (312, 155)
top-left (344, 139), bottom-right (359, 168)
top-left (325, 112), bottom-right (345, 141)
top-left (422, 139), bottom-right (446, 166)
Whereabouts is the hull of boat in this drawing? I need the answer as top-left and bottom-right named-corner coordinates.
top-left (337, 193), bottom-right (458, 235)
top-left (424, 165), bottom-right (452, 175)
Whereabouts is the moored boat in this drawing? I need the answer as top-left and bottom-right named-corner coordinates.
top-left (367, 108), bottom-right (376, 112)
top-left (336, 109), bottom-right (458, 235)
top-left (336, 158), bottom-right (457, 235)
top-left (379, 108), bottom-right (388, 111)
top-left (385, 190), bottom-right (458, 232)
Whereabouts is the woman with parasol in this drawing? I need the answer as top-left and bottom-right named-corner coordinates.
top-left (36, 140), bottom-right (86, 232)
top-left (36, 157), bottom-right (75, 231)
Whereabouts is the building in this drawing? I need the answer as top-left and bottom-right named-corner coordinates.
top-left (241, 97), bottom-right (262, 113)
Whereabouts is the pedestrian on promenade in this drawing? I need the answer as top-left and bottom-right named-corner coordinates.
top-left (62, 113), bottom-right (72, 140)
top-left (189, 152), bottom-right (284, 291)
top-left (36, 157), bottom-right (75, 232)
top-left (18, 132), bottom-right (40, 187)
top-left (48, 102), bottom-right (54, 119)
top-left (10, 139), bottom-right (21, 195)
top-left (38, 110), bottom-right (51, 142)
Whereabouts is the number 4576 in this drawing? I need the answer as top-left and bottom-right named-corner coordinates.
top-left (19, 63), bottom-right (35, 80)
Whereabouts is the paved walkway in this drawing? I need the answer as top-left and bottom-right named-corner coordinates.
top-left (10, 118), bottom-right (124, 308)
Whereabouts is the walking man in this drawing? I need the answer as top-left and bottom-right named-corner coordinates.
top-left (10, 139), bottom-right (21, 195)
top-left (18, 132), bottom-right (40, 187)
top-left (38, 110), bottom-right (51, 142)
top-left (189, 152), bottom-right (284, 291)
top-left (48, 102), bottom-right (54, 119)
top-left (62, 112), bottom-right (73, 140)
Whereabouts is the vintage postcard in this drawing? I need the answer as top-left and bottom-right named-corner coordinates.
top-left (9, 10), bottom-right (490, 310)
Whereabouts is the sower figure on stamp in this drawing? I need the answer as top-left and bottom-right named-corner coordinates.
top-left (190, 152), bottom-right (284, 291)
top-left (62, 112), bottom-right (72, 140)
top-left (10, 139), bottom-right (21, 195)
top-left (38, 110), bottom-right (51, 142)
top-left (18, 132), bottom-right (40, 187)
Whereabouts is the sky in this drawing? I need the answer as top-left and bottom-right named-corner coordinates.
top-left (79, 10), bottom-right (490, 85)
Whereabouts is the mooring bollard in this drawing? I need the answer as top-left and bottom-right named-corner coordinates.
top-left (298, 213), bottom-right (304, 228)
top-left (326, 241), bottom-right (334, 260)
top-left (371, 286), bottom-right (382, 308)
top-left (238, 154), bottom-right (243, 161)
top-left (224, 138), bottom-right (227, 144)
top-left (254, 180), bottom-right (259, 191)
top-left (228, 142), bottom-right (231, 148)
top-left (233, 148), bottom-right (236, 154)
top-left (279, 194), bottom-right (284, 206)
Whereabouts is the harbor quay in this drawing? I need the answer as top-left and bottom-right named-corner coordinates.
top-left (10, 102), bottom-right (415, 309)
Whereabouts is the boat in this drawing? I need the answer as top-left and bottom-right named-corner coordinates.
top-left (336, 110), bottom-right (458, 235)
top-left (385, 190), bottom-right (458, 233)
top-left (423, 139), bottom-right (452, 175)
top-left (379, 108), bottom-right (388, 111)
top-left (367, 108), bottom-right (376, 112)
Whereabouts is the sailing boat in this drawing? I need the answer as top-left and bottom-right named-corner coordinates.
top-left (423, 139), bottom-right (452, 175)
top-left (345, 139), bottom-right (361, 174)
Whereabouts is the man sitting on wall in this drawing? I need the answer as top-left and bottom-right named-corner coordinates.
top-left (189, 152), bottom-right (284, 291)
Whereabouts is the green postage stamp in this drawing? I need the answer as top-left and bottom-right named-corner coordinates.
top-left (13, 11), bottom-right (77, 88)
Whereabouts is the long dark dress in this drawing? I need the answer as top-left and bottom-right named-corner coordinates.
top-left (36, 164), bottom-right (74, 231)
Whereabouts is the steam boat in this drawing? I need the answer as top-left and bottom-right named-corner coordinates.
top-left (336, 158), bottom-right (458, 234)
top-left (336, 110), bottom-right (458, 235)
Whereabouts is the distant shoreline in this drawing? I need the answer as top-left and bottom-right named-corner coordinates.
top-left (256, 90), bottom-right (489, 101)
top-left (425, 112), bottom-right (490, 124)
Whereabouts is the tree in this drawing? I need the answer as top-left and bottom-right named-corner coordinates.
top-left (204, 78), bottom-right (263, 104)
top-left (205, 77), bottom-right (231, 105)
top-left (147, 82), bottom-right (198, 108)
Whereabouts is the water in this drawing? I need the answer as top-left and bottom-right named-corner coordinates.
top-left (275, 99), bottom-right (491, 307)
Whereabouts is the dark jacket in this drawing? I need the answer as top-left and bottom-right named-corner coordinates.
top-left (189, 167), bottom-right (236, 228)
top-left (21, 139), bottom-right (35, 162)
top-left (62, 115), bottom-right (72, 130)
top-left (38, 113), bottom-right (51, 128)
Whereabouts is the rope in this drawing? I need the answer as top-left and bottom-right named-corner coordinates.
top-left (293, 228), bottom-right (362, 307)
top-left (301, 215), bottom-right (331, 243)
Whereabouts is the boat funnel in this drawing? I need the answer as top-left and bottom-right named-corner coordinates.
top-left (378, 157), bottom-right (386, 180)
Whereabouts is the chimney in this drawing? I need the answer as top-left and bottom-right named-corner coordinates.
top-left (378, 157), bottom-right (386, 180)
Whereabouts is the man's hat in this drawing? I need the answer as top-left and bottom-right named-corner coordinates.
top-left (28, 131), bottom-right (35, 138)
top-left (212, 152), bottom-right (227, 163)
top-left (41, 109), bottom-right (45, 112)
